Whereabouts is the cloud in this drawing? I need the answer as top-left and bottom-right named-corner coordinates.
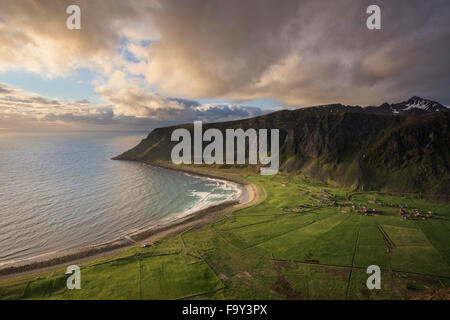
top-left (93, 70), bottom-right (270, 123)
top-left (0, 0), bottom-right (158, 77)
top-left (0, 0), bottom-right (449, 111)
top-left (0, 83), bottom-right (270, 131)
top-left (142, 0), bottom-right (450, 106)
top-left (0, 85), bottom-right (11, 94)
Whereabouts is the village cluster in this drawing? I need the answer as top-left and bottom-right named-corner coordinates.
top-left (398, 207), bottom-right (437, 220)
top-left (280, 184), bottom-right (440, 221)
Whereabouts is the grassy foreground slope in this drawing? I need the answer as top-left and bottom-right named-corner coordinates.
top-left (1, 169), bottom-right (449, 300)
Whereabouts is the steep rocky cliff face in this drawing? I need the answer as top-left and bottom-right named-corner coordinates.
top-left (115, 98), bottom-right (449, 195)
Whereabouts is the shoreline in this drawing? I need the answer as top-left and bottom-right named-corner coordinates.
top-left (0, 162), bottom-right (260, 280)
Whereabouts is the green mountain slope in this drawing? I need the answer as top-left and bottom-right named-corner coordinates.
top-left (114, 102), bottom-right (450, 195)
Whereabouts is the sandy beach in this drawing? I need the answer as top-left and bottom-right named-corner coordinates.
top-left (0, 163), bottom-right (260, 280)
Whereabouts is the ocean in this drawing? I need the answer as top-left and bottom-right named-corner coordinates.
top-left (0, 132), bottom-right (240, 265)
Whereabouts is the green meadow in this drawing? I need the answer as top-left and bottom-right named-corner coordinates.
top-left (1, 170), bottom-right (449, 300)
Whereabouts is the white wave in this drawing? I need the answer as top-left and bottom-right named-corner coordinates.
top-left (160, 178), bottom-right (243, 223)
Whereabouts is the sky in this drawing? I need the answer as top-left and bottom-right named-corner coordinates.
top-left (0, 0), bottom-right (449, 132)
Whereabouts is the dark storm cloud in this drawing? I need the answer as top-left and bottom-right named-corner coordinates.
top-left (144, 0), bottom-right (450, 105)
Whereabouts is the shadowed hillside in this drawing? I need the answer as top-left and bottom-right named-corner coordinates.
top-left (114, 98), bottom-right (450, 195)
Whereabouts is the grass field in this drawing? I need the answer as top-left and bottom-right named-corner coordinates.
top-left (1, 170), bottom-right (449, 300)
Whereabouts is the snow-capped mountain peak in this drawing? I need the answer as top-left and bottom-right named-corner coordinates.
top-left (363, 96), bottom-right (448, 115)
top-left (384, 96), bottom-right (447, 114)
top-left (404, 96), bottom-right (443, 112)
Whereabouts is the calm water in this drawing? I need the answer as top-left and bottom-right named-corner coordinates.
top-left (0, 132), bottom-right (240, 265)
